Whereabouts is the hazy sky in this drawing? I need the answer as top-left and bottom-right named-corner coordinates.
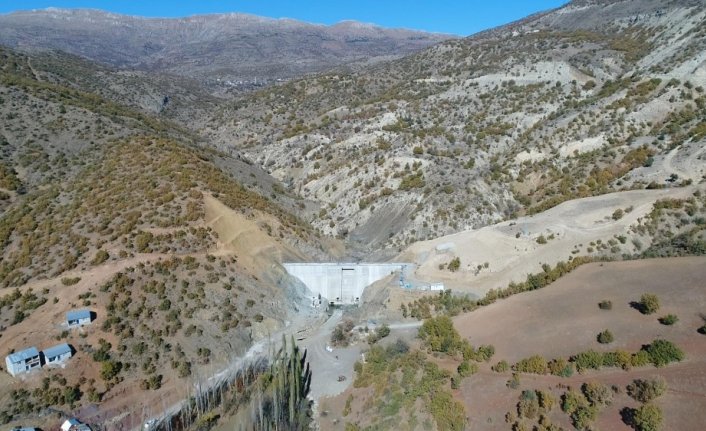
top-left (0, 0), bottom-right (569, 36)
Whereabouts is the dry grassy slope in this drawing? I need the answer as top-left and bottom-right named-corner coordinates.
top-left (19, 48), bottom-right (223, 125)
top-left (204, 0), bottom-right (706, 256)
top-left (0, 49), bottom-right (330, 427)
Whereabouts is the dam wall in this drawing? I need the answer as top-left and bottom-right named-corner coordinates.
top-left (283, 263), bottom-right (413, 305)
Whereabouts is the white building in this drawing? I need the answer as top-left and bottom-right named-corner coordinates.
top-left (5, 347), bottom-right (41, 377)
top-left (43, 343), bottom-right (73, 365)
top-left (66, 309), bottom-right (92, 327)
top-left (61, 418), bottom-right (91, 431)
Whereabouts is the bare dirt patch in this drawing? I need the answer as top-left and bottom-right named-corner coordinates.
top-left (399, 187), bottom-right (699, 296)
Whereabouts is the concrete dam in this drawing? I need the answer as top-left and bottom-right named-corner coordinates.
top-left (283, 263), bottom-right (414, 305)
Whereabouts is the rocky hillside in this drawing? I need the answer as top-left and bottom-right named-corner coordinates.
top-left (203, 0), bottom-right (705, 256)
top-left (0, 8), bottom-right (452, 91)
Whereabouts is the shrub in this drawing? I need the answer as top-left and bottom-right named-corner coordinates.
top-left (457, 360), bottom-right (478, 378)
top-left (645, 339), bottom-right (684, 367)
top-left (627, 377), bottom-right (667, 403)
top-left (513, 355), bottom-right (547, 374)
top-left (418, 315), bottom-right (462, 354)
top-left (100, 360), bottom-right (122, 381)
top-left (633, 403), bottom-right (663, 431)
top-left (536, 235), bottom-right (547, 244)
top-left (376, 324), bottom-right (391, 338)
top-left (91, 249), bottom-right (109, 265)
top-left (429, 391), bottom-right (466, 431)
top-left (448, 257), bottom-right (461, 272)
top-left (630, 350), bottom-right (651, 368)
top-left (602, 350), bottom-right (632, 370)
top-left (582, 382), bottom-right (613, 406)
top-left (561, 389), bottom-right (585, 414)
top-left (598, 300), bottom-right (613, 310)
top-left (597, 329), bottom-right (614, 344)
top-left (572, 350), bottom-right (604, 372)
top-left (537, 390), bottom-right (555, 411)
top-left (639, 294), bottom-right (660, 315)
top-left (517, 390), bottom-right (539, 419)
top-left (61, 277), bottom-right (81, 286)
top-left (612, 209), bottom-right (624, 220)
top-left (493, 360), bottom-right (509, 373)
top-left (548, 358), bottom-right (574, 377)
top-left (571, 404), bottom-right (597, 430)
top-left (506, 373), bottom-right (520, 389)
top-left (658, 314), bottom-right (678, 325)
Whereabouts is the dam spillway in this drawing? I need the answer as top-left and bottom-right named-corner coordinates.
top-left (283, 263), bottom-right (414, 305)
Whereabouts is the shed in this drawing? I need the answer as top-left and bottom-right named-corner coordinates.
top-left (43, 343), bottom-right (73, 365)
top-left (66, 309), bottom-right (92, 327)
top-left (5, 347), bottom-right (41, 377)
top-left (61, 419), bottom-right (81, 431)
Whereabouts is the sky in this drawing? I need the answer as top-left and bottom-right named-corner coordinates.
top-left (0, 1), bottom-right (569, 36)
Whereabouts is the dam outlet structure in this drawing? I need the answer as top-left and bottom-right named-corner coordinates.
top-left (283, 263), bottom-right (414, 305)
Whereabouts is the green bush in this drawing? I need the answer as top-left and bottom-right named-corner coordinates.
top-left (598, 300), bottom-right (613, 310)
top-left (597, 329), bottom-right (614, 344)
top-left (448, 257), bottom-right (461, 272)
top-left (639, 294), bottom-right (660, 315)
top-left (633, 403), bottom-right (663, 431)
top-left (429, 391), bottom-right (466, 431)
top-left (457, 360), bottom-right (478, 378)
top-left (61, 277), bottom-right (81, 286)
top-left (572, 350), bottom-right (604, 373)
top-left (658, 314), bottom-right (678, 325)
top-left (561, 389), bottom-right (585, 414)
top-left (571, 404), bottom-right (597, 430)
top-left (645, 339), bottom-right (684, 367)
top-left (493, 360), bottom-right (509, 373)
top-left (548, 358), bottom-right (574, 377)
top-left (512, 355), bottom-right (547, 374)
top-left (418, 316), bottom-right (462, 354)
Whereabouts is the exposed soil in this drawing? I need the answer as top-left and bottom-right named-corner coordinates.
top-left (399, 186), bottom-right (701, 296)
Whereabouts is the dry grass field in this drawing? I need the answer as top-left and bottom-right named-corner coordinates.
top-left (455, 257), bottom-right (706, 431)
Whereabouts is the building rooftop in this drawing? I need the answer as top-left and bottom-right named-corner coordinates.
top-left (43, 343), bottom-right (72, 358)
top-left (7, 347), bottom-right (40, 363)
top-left (66, 309), bottom-right (91, 321)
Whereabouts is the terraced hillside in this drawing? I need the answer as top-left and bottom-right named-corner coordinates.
top-left (204, 0), bottom-right (706, 255)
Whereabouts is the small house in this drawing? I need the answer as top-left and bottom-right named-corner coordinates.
top-left (43, 343), bottom-right (73, 365)
top-left (66, 309), bottom-right (92, 327)
top-left (5, 347), bottom-right (41, 377)
top-left (61, 418), bottom-right (91, 431)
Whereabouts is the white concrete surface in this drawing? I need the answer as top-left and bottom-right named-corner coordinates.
top-left (283, 263), bottom-right (413, 305)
